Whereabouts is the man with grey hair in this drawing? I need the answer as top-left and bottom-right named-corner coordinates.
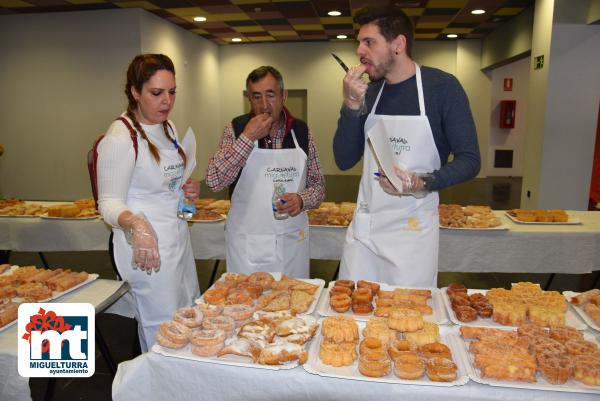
top-left (206, 66), bottom-right (325, 278)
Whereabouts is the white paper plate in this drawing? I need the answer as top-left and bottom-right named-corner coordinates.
top-left (0, 272), bottom-right (98, 332)
top-left (303, 319), bottom-right (469, 386)
top-left (152, 314), bottom-right (317, 370)
top-left (457, 326), bottom-right (600, 394)
top-left (563, 291), bottom-right (600, 332)
top-left (441, 287), bottom-right (586, 330)
top-left (0, 214), bottom-right (41, 218)
top-left (195, 272), bottom-right (325, 316)
top-left (440, 224), bottom-right (509, 231)
top-left (317, 282), bottom-right (448, 325)
top-left (308, 224), bottom-right (348, 228)
top-left (40, 215), bottom-right (99, 220)
top-left (504, 212), bottom-right (581, 225)
top-left (189, 217), bottom-right (225, 223)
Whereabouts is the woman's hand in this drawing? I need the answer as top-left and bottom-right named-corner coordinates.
top-left (182, 178), bottom-right (200, 201)
top-left (120, 212), bottom-right (160, 274)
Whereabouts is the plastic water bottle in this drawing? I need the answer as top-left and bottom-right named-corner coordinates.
top-left (177, 196), bottom-right (196, 220)
top-left (272, 183), bottom-right (289, 220)
top-left (354, 201), bottom-right (370, 239)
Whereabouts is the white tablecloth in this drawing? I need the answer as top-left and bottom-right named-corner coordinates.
top-left (2, 210), bottom-right (600, 274)
top-left (112, 335), bottom-right (600, 401)
top-left (0, 279), bottom-right (128, 401)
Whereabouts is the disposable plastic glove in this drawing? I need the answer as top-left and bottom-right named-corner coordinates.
top-left (122, 213), bottom-right (160, 274)
top-left (376, 166), bottom-right (432, 199)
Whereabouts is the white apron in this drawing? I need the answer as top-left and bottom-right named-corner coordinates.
top-left (112, 124), bottom-right (200, 352)
top-left (226, 129), bottom-right (310, 278)
top-left (340, 64), bottom-right (442, 287)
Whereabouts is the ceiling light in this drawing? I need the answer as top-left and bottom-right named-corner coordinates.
top-left (193, 16), bottom-right (206, 22)
top-left (328, 10), bottom-right (341, 16)
top-left (336, 34), bottom-right (347, 39)
top-left (471, 9), bottom-right (485, 15)
top-left (446, 34), bottom-right (458, 39)
top-left (231, 38), bottom-right (242, 42)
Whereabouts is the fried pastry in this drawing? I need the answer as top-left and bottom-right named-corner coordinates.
top-left (258, 341), bottom-right (308, 365)
top-left (217, 338), bottom-right (262, 362)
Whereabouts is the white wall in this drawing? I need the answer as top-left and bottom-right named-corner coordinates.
top-left (487, 56), bottom-right (530, 176)
top-left (0, 9), bottom-right (220, 200)
top-left (537, 4), bottom-right (600, 209)
top-left (0, 10), bottom-right (140, 200)
top-left (139, 11), bottom-right (220, 180)
top-left (456, 40), bottom-right (491, 178)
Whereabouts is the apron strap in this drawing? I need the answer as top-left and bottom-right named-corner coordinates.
top-left (415, 63), bottom-right (426, 116)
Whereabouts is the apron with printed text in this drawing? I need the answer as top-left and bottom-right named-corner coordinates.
top-left (112, 125), bottom-right (199, 352)
top-left (226, 130), bottom-right (310, 278)
top-left (340, 64), bottom-right (441, 287)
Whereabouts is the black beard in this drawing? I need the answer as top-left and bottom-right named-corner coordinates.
top-left (368, 50), bottom-right (395, 81)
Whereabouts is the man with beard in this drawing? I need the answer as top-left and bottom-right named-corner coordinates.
top-left (206, 66), bottom-right (325, 278)
top-left (333, 5), bottom-right (480, 286)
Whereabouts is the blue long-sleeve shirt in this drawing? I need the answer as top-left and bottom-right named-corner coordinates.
top-left (333, 66), bottom-right (481, 191)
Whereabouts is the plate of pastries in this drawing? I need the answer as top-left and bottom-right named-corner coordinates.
top-left (438, 204), bottom-right (505, 229)
top-left (194, 198), bottom-right (231, 217)
top-left (307, 202), bottom-right (356, 227)
top-left (41, 198), bottom-right (99, 219)
top-left (564, 289), bottom-right (600, 332)
top-left (318, 279), bottom-right (447, 325)
top-left (459, 324), bottom-right (600, 392)
top-left (0, 264), bottom-right (96, 331)
top-left (0, 198), bottom-right (48, 217)
top-left (303, 315), bottom-right (468, 386)
top-left (442, 282), bottom-right (585, 330)
top-left (505, 209), bottom-right (580, 224)
top-left (153, 272), bottom-right (324, 369)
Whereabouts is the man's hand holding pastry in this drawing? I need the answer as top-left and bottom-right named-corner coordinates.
top-left (242, 113), bottom-right (274, 141)
top-left (343, 64), bottom-right (368, 110)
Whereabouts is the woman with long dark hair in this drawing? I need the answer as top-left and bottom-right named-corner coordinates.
top-left (97, 54), bottom-right (200, 351)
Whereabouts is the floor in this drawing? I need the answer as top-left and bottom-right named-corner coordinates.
top-left (10, 176), bottom-right (597, 401)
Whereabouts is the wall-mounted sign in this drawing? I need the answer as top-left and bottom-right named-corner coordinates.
top-left (534, 55), bottom-right (544, 70)
top-left (503, 78), bottom-right (513, 91)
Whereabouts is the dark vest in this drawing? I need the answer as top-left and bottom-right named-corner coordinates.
top-left (229, 110), bottom-right (310, 197)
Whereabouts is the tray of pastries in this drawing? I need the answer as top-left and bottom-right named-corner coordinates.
top-left (153, 309), bottom-right (319, 369)
top-left (458, 324), bottom-right (600, 393)
top-left (564, 289), bottom-right (600, 332)
top-left (196, 272), bottom-right (325, 317)
top-left (505, 209), bottom-right (581, 225)
top-left (154, 273), bottom-right (323, 369)
top-left (442, 282), bottom-right (586, 330)
top-left (41, 198), bottom-right (99, 219)
top-left (0, 264), bottom-right (97, 331)
top-left (303, 316), bottom-right (469, 386)
top-left (439, 204), bottom-right (506, 229)
top-left (307, 202), bottom-right (355, 227)
top-left (317, 280), bottom-right (448, 325)
top-left (0, 198), bottom-right (48, 217)
top-left (195, 199), bottom-right (231, 215)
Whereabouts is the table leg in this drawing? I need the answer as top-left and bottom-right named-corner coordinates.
top-left (43, 378), bottom-right (56, 401)
top-left (332, 261), bottom-right (341, 281)
top-left (208, 260), bottom-right (220, 287)
top-left (38, 252), bottom-right (50, 268)
top-left (96, 326), bottom-right (117, 376)
top-left (544, 273), bottom-right (556, 290)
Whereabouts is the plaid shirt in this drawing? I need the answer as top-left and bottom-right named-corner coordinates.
top-left (205, 118), bottom-right (325, 210)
